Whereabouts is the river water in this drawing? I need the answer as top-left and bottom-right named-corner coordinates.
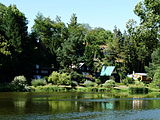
top-left (0, 92), bottom-right (160, 120)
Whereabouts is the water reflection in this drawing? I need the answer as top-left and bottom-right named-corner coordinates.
top-left (0, 92), bottom-right (160, 119)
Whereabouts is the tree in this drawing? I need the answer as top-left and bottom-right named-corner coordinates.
top-left (57, 14), bottom-right (87, 71)
top-left (146, 48), bottom-right (160, 78)
top-left (32, 14), bottom-right (67, 69)
top-left (125, 0), bottom-right (160, 74)
top-left (83, 28), bottom-right (113, 72)
top-left (134, 0), bottom-right (160, 29)
top-left (0, 34), bottom-right (10, 55)
top-left (0, 4), bottom-right (29, 82)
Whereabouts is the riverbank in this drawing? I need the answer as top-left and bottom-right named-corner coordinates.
top-left (29, 84), bottom-right (156, 94)
top-left (1, 81), bottom-right (160, 94)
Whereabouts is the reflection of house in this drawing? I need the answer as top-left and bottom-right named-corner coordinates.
top-left (127, 72), bottom-right (152, 83)
top-left (132, 99), bottom-right (143, 109)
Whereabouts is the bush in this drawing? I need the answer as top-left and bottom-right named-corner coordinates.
top-left (103, 79), bottom-right (115, 88)
top-left (70, 71), bottom-right (83, 83)
top-left (48, 71), bottom-right (71, 85)
top-left (71, 81), bottom-right (78, 87)
top-left (95, 78), bottom-right (101, 84)
top-left (48, 71), bottom-right (59, 84)
top-left (11, 75), bottom-right (28, 91)
top-left (59, 73), bottom-right (71, 85)
top-left (122, 77), bottom-right (134, 85)
top-left (32, 85), bottom-right (67, 92)
top-left (31, 79), bottom-right (47, 87)
top-left (83, 80), bottom-right (97, 87)
top-left (134, 80), bottom-right (145, 86)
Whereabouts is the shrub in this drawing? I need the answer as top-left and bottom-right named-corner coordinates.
top-left (134, 80), bottom-right (145, 86)
top-left (95, 78), bottom-right (101, 84)
top-left (48, 71), bottom-right (59, 84)
top-left (59, 73), bottom-right (71, 85)
top-left (122, 77), bottom-right (134, 85)
top-left (103, 79), bottom-right (115, 88)
top-left (33, 85), bottom-right (67, 92)
top-left (11, 75), bottom-right (28, 91)
top-left (83, 80), bottom-right (97, 87)
top-left (31, 79), bottom-right (47, 87)
top-left (71, 81), bottom-right (78, 87)
top-left (70, 71), bottom-right (83, 83)
top-left (48, 71), bottom-right (71, 85)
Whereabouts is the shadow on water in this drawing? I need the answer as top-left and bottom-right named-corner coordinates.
top-left (0, 92), bottom-right (160, 120)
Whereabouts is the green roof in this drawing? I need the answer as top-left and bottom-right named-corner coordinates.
top-left (100, 66), bottom-right (115, 76)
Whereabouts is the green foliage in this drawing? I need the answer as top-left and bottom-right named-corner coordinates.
top-left (95, 78), bottom-right (101, 84)
top-left (71, 81), bottom-right (78, 87)
top-left (32, 13), bottom-right (67, 69)
top-left (122, 77), bottom-right (134, 85)
top-left (0, 34), bottom-right (10, 55)
top-left (103, 80), bottom-right (116, 88)
top-left (48, 71), bottom-right (71, 85)
top-left (32, 85), bottom-right (67, 92)
top-left (10, 75), bottom-right (28, 91)
top-left (70, 71), bottom-right (83, 83)
top-left (48, 71), bottom-right (59, 84)
top-left (59, 73), bottom-right (71, 85)
top-left (134, 0), bottom-right (160, 28)
top-left (146, 48), bottom-right (160, 78)
top-left (0, 3), bottom-right (33, 82)
top-left (57, 14), bottom-right (86, 70)
top-left (151, 68), bottom-right (160, 88)
top-left (76, 87), bottom-right (111, 92)
top-left (31, 79), bottom-right (47, 87)
top-left (83, 80), bottom-right (97, 87)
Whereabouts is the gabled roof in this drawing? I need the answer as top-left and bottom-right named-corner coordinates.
top-left (100, 66), bottom-right (115, 76)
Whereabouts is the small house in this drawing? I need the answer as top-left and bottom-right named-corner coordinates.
top-left (100, 66), bottom-right (120, 83)
top-left (127, 72), bottom-right (152, 83)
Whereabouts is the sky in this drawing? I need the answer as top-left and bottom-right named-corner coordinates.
top-left (0, 0), bottom-right (141, 32)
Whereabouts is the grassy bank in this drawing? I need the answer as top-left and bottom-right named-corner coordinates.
top-left (29, 84), bottom-right (150, 94)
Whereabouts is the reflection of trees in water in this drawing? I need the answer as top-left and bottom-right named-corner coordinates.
top-left (2, 92), bottom-right (160, 115)
top-left (14, 100), bottom-right (26, 113)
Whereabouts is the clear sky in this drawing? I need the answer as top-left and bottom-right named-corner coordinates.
top-left (0, 0), bottom-right (141, 32)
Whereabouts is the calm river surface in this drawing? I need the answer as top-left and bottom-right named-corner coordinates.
top-left (1, 92), bottom-right (160, 120)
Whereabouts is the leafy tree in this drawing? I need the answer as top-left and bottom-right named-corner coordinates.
top-left (32, 14), bottom-right (67, 69)
top-left (146, 48), bottom-right (160, 78)
top-left (83, 28), bottom-right (113, 72)
top-left (57, 14), bottom-right (86, 71)
top-left (0, 4), bottom-right (29, 82)
top-left (152, 68), bottom-right (160, 88)
top-left (134, 0), bottom-right (160, 29)
top-left (0, 34), bottom-right (10, 55)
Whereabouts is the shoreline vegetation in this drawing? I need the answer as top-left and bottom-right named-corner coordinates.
top-left (1, 84), bottom-right (159, 94)
top-left (1, 75), bottom-right (160, 94)
top-left (23, 85), bottom-right (160, 94)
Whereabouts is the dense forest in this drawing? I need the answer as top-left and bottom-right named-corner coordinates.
top-left (0, 0), bottom-right (159, 86)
